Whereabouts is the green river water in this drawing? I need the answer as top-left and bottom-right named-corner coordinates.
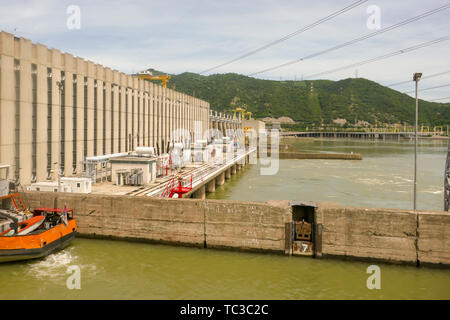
top-left (1, 138), bottom-right (449, 299)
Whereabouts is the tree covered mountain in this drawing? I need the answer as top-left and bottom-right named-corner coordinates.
top-left (155, 70), bottom-right (449, 126)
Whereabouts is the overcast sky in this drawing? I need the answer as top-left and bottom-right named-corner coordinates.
top-left (1, 0), bottom-right (449, 102)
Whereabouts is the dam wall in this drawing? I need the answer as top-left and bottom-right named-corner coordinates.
top-left (20, 191), bottom-right (450, 266)
top-left (315, 204), bottom-right (449, 266)
top-left (22, 191), bottom-right (291, 252)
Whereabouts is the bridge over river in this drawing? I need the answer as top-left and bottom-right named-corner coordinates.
top-left (282, 131), bottom-right (433, 139)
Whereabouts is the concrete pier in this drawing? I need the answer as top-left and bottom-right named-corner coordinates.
top-left (206, 180), bottom-right (215, 193)
top-left (216, 172), bottom-right (225, 186)
top-left (225, 168), bottom-right (231, 180)
top-left (192, 185), bottom-right (206, 199)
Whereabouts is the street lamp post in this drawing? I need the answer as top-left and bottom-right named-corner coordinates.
top-left (413, 73), bottom-right (422, 210)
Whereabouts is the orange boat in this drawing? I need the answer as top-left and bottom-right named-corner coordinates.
top-left (0, 193), bottom-right (77, 263)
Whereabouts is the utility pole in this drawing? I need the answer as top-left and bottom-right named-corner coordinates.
top-left (56, 80), bottom-right (63, 192)
top-left (413, 73), bottom-right (422, 210)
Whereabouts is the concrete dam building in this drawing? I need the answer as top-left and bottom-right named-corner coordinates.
top-left (0, 31), bottom-right (212, 185)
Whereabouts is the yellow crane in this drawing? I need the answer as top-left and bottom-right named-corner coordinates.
top-left (232, 107), bottom-right (246, 120)
top-left (137, 70), bottom-right (171, 88)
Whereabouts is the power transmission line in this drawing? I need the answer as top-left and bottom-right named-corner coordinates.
top-left (248, 4), bottom-right (450, 77)
top-left (303, 35), bottom-right (450, 79)
top-left (198, 0), bottom-right (368, 74)
top-left (386, 70), bottom-right (450, 87)
top-left (404, 83), bottom-right (450, 94)
top-left (430, 96), bottom-right (450, 102)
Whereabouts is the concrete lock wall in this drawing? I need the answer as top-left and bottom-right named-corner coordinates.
top-left (0, 31), bottom-right (210, 185)
top-left (22, 191), bottom-right (292, 252)
top-left (20, 191), bottom-right (450, 266)
top-left (315, 203), bottom-right (450, 266)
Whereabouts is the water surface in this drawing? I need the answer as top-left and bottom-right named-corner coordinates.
top-left (1, 138), bottom-right (449, 299)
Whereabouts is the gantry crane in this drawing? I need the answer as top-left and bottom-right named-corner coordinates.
top-left (137, 70), bottom-right (171, 88)
top-left (232, 107), bottom-right (246, 120)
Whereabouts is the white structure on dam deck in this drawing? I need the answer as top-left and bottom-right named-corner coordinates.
top-left (0, 31), bottom-right (211, 185)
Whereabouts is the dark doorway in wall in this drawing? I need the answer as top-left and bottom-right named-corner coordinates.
top-left (287, 201), bottom-right (318, 257)
top-left (292, 202), bottom-right (316, 223)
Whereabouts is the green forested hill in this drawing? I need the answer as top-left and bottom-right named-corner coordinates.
top-left (160, 71), bottom-right (450, 126)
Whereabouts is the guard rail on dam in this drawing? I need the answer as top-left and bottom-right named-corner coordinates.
top-left (19, 191), bottom-right (450, 267)
top-left (144, 147), bottom-right (256, 199)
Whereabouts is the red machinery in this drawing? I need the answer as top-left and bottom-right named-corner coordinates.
top-left (162, 175), bottom-right (193, 198)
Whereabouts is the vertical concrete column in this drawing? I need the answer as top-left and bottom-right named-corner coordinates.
top-left (146, 82), bottom-right (150, 147)
top-left (196, 99), bottom-right (199, 136)
top-left (146, 81), bottom-right (151, 146)
top-left (0, 32), bottom-right (15, 176)
top-left (159, 86), bottom-right (164, 152)
top-left (96, 64), bottom-right (105, 156)
top-left (138, 79), bottom-right (144, 146)
top-left (17, 38), bottom-right (33, 184)
top-left (184, 95), bottom-right (188, 133)
top-left (35, 43), bottom-right (49, 181)
top-left (174, 92), bottom-right (178, 134)
top-left (75, 58), bottom-right (85, 173)
top-left (225, 168), bottom-right (231, 180)
top-left (126, 77), bottom-right (132, 151)
top-left (112, 71), bottom-right (120, 154)
top-left (206, 179), bottom-right (215, 193)
top-left (191, 97), bottom-right (195, 139)
top-left (150, 83), bottom-right (156, 148)
top-left (120, 74), bottom-right (127, 153)
top-left (50, 49), bottom-right (62, 177)
top-left (144, 81), bottom-right (149, 146)
top-left (86, 61), bottom-right (95, 157)
top-left (231, 164), bottom-right (236, 175)
top-left (187, 96), bottom-right (191, 139)
top-left (132, 77), bottom-right (138, 148)
top-left (178, 93), bottom-right (182, 133)
top-left (168, 89), bottom-right (173, 143)
top-left (172, 89), bottom-right (176, 141)
top-left (63, 53), bottom-right (74, 175)
top-left (129, 77), bottom-right (136, 150)
top-left (204, 106), bottom-right (207, 137)
top-left (157, 86), bottom-right (162, 153)
top-left (165, 88), bottom-right (170, 149)
top-left (136, 86), bottom-right (141, 147)
top-left (168, 89), bottom-right (172, 147)
top-left (153, 86), bottom-right (157, 148)
top-left (163, 86), bottom-right (167, 152)
top-left (183, 95), bottom-right (187, 132)
top-left (104, 68), bottom-right (112, 155)
top-left (193, 185), bottom-right (206, 200)
top-left (204, 106), bottom-right (208, 138)
top-left (216, 172), bottom-right (225, 186)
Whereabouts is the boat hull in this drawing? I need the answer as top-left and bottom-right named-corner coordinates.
top-left (0, 219), bottom-right (77, 263)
